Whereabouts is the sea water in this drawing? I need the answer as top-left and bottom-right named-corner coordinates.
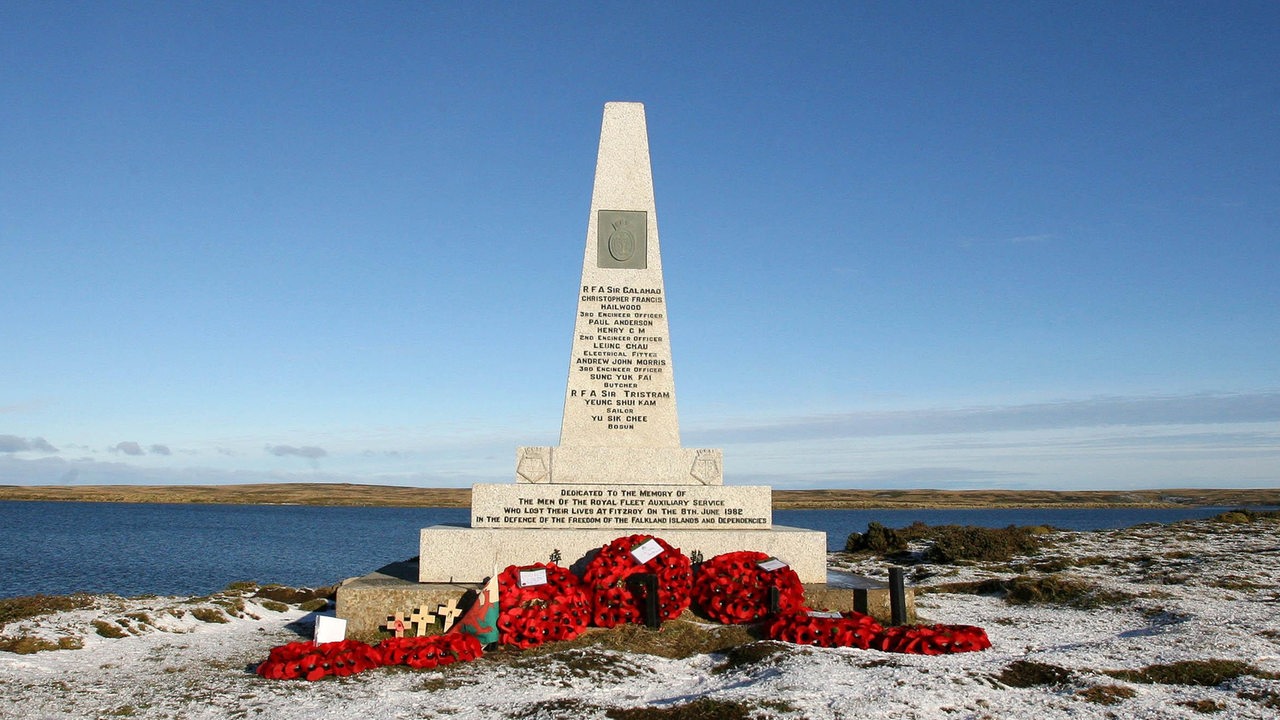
top-left (0, 500), bottom-right (1264, 599)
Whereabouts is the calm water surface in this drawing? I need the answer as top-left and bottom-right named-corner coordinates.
top-left (0, 501), bottom-right (1263, 599)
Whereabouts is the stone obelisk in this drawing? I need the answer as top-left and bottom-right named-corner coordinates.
top-left (515, 102), bottom-right (722, 486)
top-left (419, 102), bottom-right (825, 584)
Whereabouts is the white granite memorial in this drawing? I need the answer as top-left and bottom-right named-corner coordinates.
top-left (419, 102), bottom-right (826, 582)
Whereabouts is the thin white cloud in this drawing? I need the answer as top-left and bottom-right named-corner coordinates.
top-left (267, 445), bottom-right (328, 459)
top-left (0, 454), bottom-right (490, 488)
top-left (113, 441), bottom-right (145, 456)
top-left (736, 467), bottom-right (1032, 489)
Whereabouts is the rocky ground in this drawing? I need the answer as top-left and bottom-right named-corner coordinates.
top-left (2, 514), bottom-right (1279, 719)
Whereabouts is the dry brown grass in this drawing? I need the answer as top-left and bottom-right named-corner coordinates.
top-left (0, 593), bottom-right (96, 626)
top-left (996, 660), bottom-right (1075, 688)
top-left (1078, 684), bottom-right (1136, 705)
top-left (1105, 659), bottom-right (1278, 686)
top-left (925, 575), bottom-right (1136, 609)
top-left (0, 634), bottom-right (83, 653)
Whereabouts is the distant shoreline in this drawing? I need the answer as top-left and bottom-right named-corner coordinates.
top-left (1, 483), bottom-right (1277, 510)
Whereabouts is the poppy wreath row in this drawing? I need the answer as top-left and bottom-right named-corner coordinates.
top-left (496, 562), bottom-right (592, 649)
top-left (256, 639), bottom-right (384, 681)
top-left (375, 632), bottom-right (484, 668)
top-left (766, 609), bottom-right (991, 655)
top-left (874, 624), bottom-right (992, 655)
top-left (767, 610), bottom-right (884, 649)
top-left (582, 534), bottom-right (692, 628)
top-left (690, 550), bottom-right (805, 624)
top-left (257, 633), bottom-right (484, 681)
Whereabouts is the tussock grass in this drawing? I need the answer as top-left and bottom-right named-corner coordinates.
top-left (844, 522), bottom-right (1049, 563)
top-left (252, 584), bottom-right (336, 605)
top-left (0, 593), bottom-right (95, 626)
top-left (497, 647), bottom-right (646, 682)
top-left (92, 619), bottom-right (128, 638)
top-left (1105, 659), bottom-right (1278, 686)
top-left (712, 641), bottom-right (794, 674)
top-left (189, 607), bottom-right (229, 624)
top-left (1237, 688), bottom-right (1280, 709)
top-left (0, 634), bottom-right (83, 654)
top-left (1208, 508), bottom-right (1280, 525)
top-left (1077, 684), bottom-right (1136, 705)
top-left (605, 698), bottom-right (767, 720)
top-left (996, 660), bottom-right (1074, 688)
top-left (506, 699), bottom-right (603, 719)
top-left (925, 575), bottom-right (1136, 609)
top-left (1178, 699), bottom-right (1226, 714)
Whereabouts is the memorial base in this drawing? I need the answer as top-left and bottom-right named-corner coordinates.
top-left (418, 524), bottom-right (827, 583)
top-left (334, 559), bottom-right (478, 641)
top-left (336, 561), bottom-right (914, 641)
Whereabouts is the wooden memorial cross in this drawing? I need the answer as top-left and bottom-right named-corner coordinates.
top-left (384, 611), bottom-right (411, 638)
top-left (436, 598), bottom-right (463, 631)
top-left (408, 606), bottom-right (438, 636)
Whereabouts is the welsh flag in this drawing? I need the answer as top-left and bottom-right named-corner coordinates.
top-left (447, 570), bottom-right (499, 646)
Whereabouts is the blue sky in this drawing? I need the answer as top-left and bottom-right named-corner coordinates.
top-left (2, 2), bottom-right (1277, 490)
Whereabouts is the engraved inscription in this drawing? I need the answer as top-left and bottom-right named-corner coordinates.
top-left (473, 485), bottom-right (771, 529)
top-left (569, 283), bottom-right (673, 434)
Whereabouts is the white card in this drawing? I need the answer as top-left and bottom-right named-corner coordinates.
top-left (630, 538), bottom-right (664, 565)
top-left (519, 568), bottom-right (548, 587)
top-left (806, 611), bottom-right (843, 619)
top-left (313, 615), bottom-right (347, 644)
top-left (757, 557), bottom-right (788, 572)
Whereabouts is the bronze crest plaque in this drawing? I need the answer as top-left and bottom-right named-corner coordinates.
top-left (597, 210), bottom-right (647, 269)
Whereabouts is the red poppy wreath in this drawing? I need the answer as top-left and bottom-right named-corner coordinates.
top-left (767, 609), bottom-right (884, 650)
top-left (375, 632), bottom-right (484, 668)
top-left (582, 534), bottom-right (692, 628)
top-left (256, 639), bottom-right (383, 681)
top-left (496, 562), bottom-right (592, 649)
top-left (692, 550), bottom-right (805, 624)
top-left (874, 624), bottom-right (991, 655)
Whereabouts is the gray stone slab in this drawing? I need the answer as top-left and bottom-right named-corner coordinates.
top-left (334, 560), bottom-right (478, 641)
top-left (419, 524), bottom-right (827, 583)
top-left (471, 482), bottom-right (770, 529)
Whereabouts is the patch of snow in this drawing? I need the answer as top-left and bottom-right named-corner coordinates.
top-left (3, 518), bottom-right (1279, 719)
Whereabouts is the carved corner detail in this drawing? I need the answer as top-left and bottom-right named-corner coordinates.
top-left (690, 449), bottom-right (720, 485)
top-left (517, 447), bottom-right (551, 483)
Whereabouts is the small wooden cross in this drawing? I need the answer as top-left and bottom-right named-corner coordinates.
top-left (408, 606), bottom-right (438, 637)
top-left (436, 598), bottom-right (463, 631)
top-left (384, 611), bottom-right (409, 638)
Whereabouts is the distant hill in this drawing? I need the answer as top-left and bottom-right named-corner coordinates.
top-left (1, 483), bottom-right (1277, 509)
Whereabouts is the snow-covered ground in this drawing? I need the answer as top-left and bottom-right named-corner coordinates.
top-left (3, 516), bottom-right (1279, 719)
